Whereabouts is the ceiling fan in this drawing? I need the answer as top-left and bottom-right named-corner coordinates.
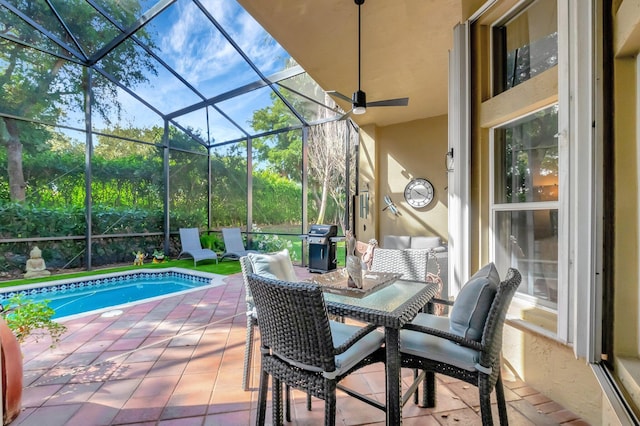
top-left (328, 0), bottom-right (409, 116)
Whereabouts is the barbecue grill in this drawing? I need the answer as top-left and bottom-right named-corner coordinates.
top-left (305, 224), bottom-right (338, 273)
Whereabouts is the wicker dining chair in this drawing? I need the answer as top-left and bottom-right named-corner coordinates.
top-left (240, 255), bottom-right (313, 418)
top-left (246, 274), bottom-right (386, 426)
top-left (400, 265), bottom-right (521, 425)
top-left (239, 256), bottom-right (259, 391)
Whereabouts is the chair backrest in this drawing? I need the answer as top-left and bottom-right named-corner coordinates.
top-left (239, 256), bottom-right (254, 306)
top-left (246, 274), bottom-right (336, 373)
top-left (478, 268), bottom-right (521, 381)
top-left (370, 248), bottom-right (431, 282)
top-left (222, 227), bottom-right (247, 252)
top-left (179, 228), bottom-right (203, 251)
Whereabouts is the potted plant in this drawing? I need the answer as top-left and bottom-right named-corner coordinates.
top-left (0, 295), bottom-right (66, 425)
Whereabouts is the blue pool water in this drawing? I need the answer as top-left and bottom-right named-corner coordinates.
top-left (0, 271), bottom-right (213, 319)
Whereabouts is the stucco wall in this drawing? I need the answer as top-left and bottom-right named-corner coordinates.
top-left (359, 115), bottom-right (449, 244)
top-left (502, 324), bottom-right (602, 423)
top-left (613, 57), bottom-right (639, 357)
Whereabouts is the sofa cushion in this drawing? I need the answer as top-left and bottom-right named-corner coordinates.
top-left (410, 236), bottom-right (443, 249)
top-left (383, 235), bottom-right (411, 250)
top-left (247, 249), bottom-right (297, 282)
top-left (449, 263), bottom-right (500, 341)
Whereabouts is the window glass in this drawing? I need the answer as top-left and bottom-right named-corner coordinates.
top-left (494, 106), bottom-right (558, 204)
top-left (494, 209), bottom-right (558, 304)
top-left (493, 105), bottom-right (558, 306)
top-left (494, 0), bottom-right (558, 93)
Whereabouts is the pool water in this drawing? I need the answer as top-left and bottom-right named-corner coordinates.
top-left (0, 271), bottom-right (213, 319)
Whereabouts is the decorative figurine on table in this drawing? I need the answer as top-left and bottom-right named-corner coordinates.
top-left (152, 250), bottom-right (166, 263)
top-left (24, 246), bottom-right (51, 278)
top-left (362, 238), bottom-right (378, 270)
top-left (345, 230), bottom-right (363, 289)
top-left (133, 251), bottom-right (145, 266)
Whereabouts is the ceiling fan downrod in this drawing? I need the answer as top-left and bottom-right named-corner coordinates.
top-left (326, 0), bottom-right (408, 116)
top-left (353, 0), bottom-right (366, 114)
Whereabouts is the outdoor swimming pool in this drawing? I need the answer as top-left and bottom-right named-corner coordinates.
top-left (0, 270), bottom-right (218, 319)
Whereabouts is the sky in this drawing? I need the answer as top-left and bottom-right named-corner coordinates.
top-left (105, 0), bottom-right (293, 144)
top-left (43, 0), bottom-right (311, 146)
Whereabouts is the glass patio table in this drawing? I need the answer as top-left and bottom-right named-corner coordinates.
top-left (322, 278), bottom-right (440, 425)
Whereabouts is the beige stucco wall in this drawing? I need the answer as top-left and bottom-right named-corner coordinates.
top-left (613, 56), bottom-right (639, 358)
top-left (356, 124), bottom-right (377, 243)
top-left (359, 115), bottom-right (449, 244)
top-left (614, 0), bottom-right (640, 360)
top-left (502, 324), bottom-right (602, 422)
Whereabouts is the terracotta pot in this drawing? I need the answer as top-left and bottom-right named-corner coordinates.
top-left (0, 318), bottom-right (22, 425)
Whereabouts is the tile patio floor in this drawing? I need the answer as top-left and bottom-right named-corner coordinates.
top-left (13, 267), bottom-right (590, 425)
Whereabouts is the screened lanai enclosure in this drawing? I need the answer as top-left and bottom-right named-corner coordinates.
top-left (0, 0), bottom-right (359, 277)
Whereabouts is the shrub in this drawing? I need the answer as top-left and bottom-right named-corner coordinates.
top-left (0, 295), bottom-right (67, 347)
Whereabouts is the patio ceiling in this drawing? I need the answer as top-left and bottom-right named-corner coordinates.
top-left (237, 0), bottom-right (464, 128)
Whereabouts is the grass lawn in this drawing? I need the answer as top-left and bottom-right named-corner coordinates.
top-left (0, 258), bottom-right (241, 289)
top-left (1, 237), bottom-right (347, 290)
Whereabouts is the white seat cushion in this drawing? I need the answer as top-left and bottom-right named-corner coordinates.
top-left (410, 236), bottom-right (442, 249)
top-left (383, 235), bottom-right (411, 250)
top-left (247, 249), bottom-right (297, 282)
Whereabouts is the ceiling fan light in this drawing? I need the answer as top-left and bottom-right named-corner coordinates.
top-left (352, 90), bottom-right (367, 114)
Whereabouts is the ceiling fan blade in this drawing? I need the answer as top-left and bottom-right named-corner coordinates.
top-left (326, 90), bottom-right (353, 104)
top-left (366, 97), bottom-right (409, 108)
top-left (339, 110), bottom-right (352, 120)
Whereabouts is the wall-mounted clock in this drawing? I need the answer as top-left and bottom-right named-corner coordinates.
top-left (404, 178), bottom-right (434, 209)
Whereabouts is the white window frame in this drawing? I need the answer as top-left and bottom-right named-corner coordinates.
top-left (559, 0), bottom-right (602, 361)
top-left (484, 0), bottom-right (602, 360)
top-left (488, 106), bottom-right (561, 310)
top-left (637, 50), bottom-right (640, 356)
top-left (448, 22), bottom-right (471, 297)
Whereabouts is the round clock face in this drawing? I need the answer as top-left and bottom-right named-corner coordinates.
top-left (404, 178), bottom-right (434, 209)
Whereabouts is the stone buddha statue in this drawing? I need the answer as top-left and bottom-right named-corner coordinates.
top-left (24, 246), bottom-right (51, 278)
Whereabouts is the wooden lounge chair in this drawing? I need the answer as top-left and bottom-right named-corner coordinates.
top-left (178, 228), bottom-right (218, 266)
top-left (221, 227), bottom-right (258, 260)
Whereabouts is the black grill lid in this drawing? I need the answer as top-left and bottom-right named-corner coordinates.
top-left (307, 224), bottom-right (338, 237)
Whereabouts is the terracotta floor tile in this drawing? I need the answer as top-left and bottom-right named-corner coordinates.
top-left (159, 415), bottom-right (208, 425)
top-left (13, 403), bottom-right (83, 426)
top-left (204, 410), bottom-right (252, 425)
top-left (21, 383), bottom-right (64, 408)
top-left (15, 268), bottom-right (589, 426)
top-left (64, 403), bottom-right (121, 426)
top-left (42, 381), bottom-right (102, 406)
top-left (161, 400), bottom-right (209, 420)
top-left (108, 337), bottom-right (146, 351)
top-left (548, 408), bottom-right (580, 423)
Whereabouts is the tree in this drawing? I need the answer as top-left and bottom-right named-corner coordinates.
top-left (307, 121), bottom-right (350, 225)
top-left (250, 59), bottom-right (353, 225)
top-left (0, 0), bottom-right (157, 202)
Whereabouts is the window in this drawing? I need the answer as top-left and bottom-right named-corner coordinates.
top-left (493, 0), bottom-right (558, 94)
top-left (492, 105), bottom-right (559, 307)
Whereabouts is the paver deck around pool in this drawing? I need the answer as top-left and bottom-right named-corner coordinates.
top-left (14, 267), bottom-right (589, 425)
